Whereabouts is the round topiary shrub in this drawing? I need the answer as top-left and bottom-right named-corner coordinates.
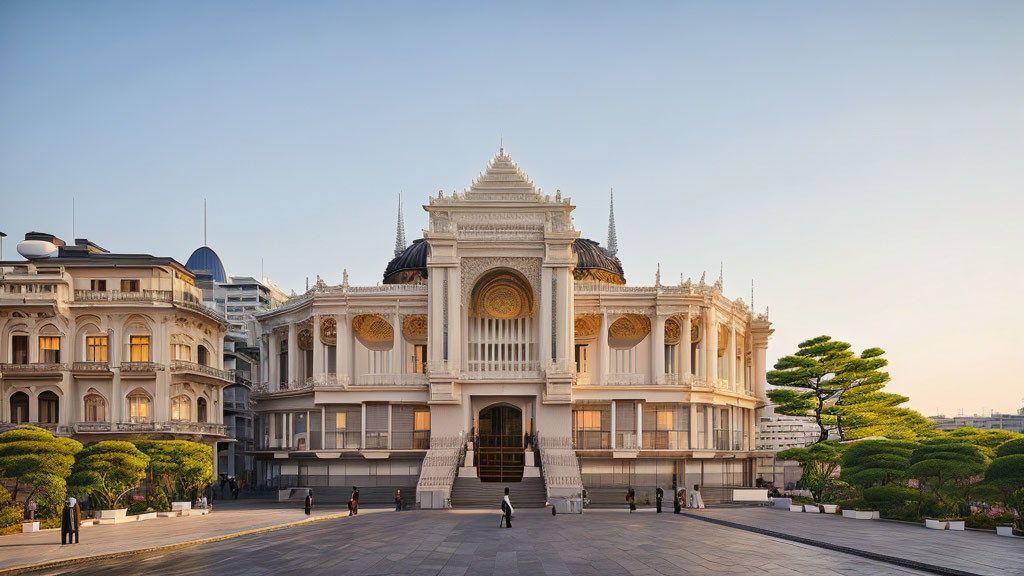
top-left (995, 437), bottom-right (1024, 458)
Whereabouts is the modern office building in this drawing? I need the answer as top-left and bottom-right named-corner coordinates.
top-left (250, 148), bottom-right (774, 507)
top-left (929, 411), bottom-right (1024, 433)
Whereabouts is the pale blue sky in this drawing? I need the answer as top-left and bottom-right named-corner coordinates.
top-left (2, 1), bottom-right (1022, 416)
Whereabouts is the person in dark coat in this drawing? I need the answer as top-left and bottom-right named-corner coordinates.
top-left (655, 487), bottom-right (664, 513)
top-left (304, 490), bottom-right (313, 515)
top-left (500, 487), bottom-right (514, 528)
top-left (626, 487), bottom-right (636, 513)
top-left (60, 497), bottom-right (80, 545)
top-left (673, 489), bottom-right (682, 514)
top-left (394, 489), bottom-right (403, 511)
top-left (348, 486), bottom-right (359, 516)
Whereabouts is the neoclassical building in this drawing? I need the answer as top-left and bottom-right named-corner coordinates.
top-left (252, 148), bottom-right (774, 507)
top-left (0, 234), bottom-right (232, 454)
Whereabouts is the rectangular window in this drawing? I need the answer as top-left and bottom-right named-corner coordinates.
top-left (572, 407), bottom-right (610, 449)
top-left (643, 403), bottom-right (689, 450)
top-left (120, 279), bottom-right (140, 292)
top-left (90, 279), bottom-right (107, 291)
top-left (664, 344), bottom-right (677, 375)
top-left (325, 406), bottom-right (361, 449)
top-left (309, 410), bottom-right (322, 450)
top-left (172, 344), bottom-right (191, 361)
top-left (11, 335), bottom-right (29, 364)
top-left (327, 344), bottom-right (337, 374)
top-left (574, 344), bottom-right (589, 374)
top-left (86, 335), bottom-right (108, 362)
top-left (39, 336), bottom-right (61, 363)
top-left (409, 344), bottom-right (427, 374)
top-left (365, 404), bottom-right (389, 449)
top-left (130, 336), bottom-right (150, 362)
top-left (129, 395), bottom-right (151, 423)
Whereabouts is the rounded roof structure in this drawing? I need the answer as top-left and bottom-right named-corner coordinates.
top-left (186, 246), bottom-right (227, 283)
top-left (573, 238), bottom-right (625, 284)
top-left (383, 238), bottom-right (429, 284)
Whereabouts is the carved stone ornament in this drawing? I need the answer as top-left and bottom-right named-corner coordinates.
top-left (402, 314), bottom-right (428, 344)
top-left (574, 315), bottom-right (602, 339)
top-left (319, 316), bottom-right (337, 346)
top-left (468, 267), bottom-right (536, 319)
top-left (298, 328), bottom-right (313, 351)
top-left (691, 317), bottom-right (702, 344)
top-left (461, 257), bottom-right (541, 313)
top-left (718, 324), bottom-right (729, 354)
top-left (352, 314), bottom-right (394, 351)
top-left (664, 318), bottom-right (681, 345)
top-left (607, 314), bottom-right (651, 350)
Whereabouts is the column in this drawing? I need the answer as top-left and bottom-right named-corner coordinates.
top-left (338, 314), bottom-right (350, 384)
top-left (652, 313), bottom-right (665, 382)
top-left (727, 322), bottom-right (736, 389)
top-left (268, 331), bottom-right (279, 390)
top-left (540, 267), bottom-right (552, 365)
top-left (636, 401), bottom-right (643, 450)
top-left (447, 267), bottom-right (461, 367)
top-left (360, 403), bottom-right (367, 449)
top-left (556, 267), bottom-right (571, 364)
top-left (689, 404), bottom-right (698, 450)
top-left (598, 312), bottom-right (609, 384)
top-left (706, 308), bottom-right (718, 385)
top-left (312, 314), bottom-right (323, 378)
top-left (387, 403), bottom-right (393, 450)
top-left (753, 339), bottom-right (768, 401)
top-left (681, 310), bottom-right (693, 380)
top-left (705, 405), bottom-right (714, 449)
top-left (391, 312), bottom-right (402, 378)
top-left (110, 328), bottom-right (122, 422)
top-left (610, 401), bottom-right (617, 449)
top-left (287, 323), bottom-right (298, 388)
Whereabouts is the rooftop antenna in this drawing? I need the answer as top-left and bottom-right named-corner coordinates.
top-left (607, 188), bottom-right (618, 257)
top-left (203, 199), bottom-right (208, 246)
top-left (261, 257), bottom-right (264, 282)
top-left (394, 192), bottom-right (407, 257)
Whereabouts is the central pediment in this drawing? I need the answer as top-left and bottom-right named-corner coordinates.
top-left (464, 147), bottom-right (539, 200)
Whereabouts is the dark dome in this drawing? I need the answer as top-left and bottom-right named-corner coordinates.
top-left (573, 238), bottom-right (625, 284)
top-left (384, 239), bottom-right (429, 284)
top-left (186, 246), bottom-right (227, 283)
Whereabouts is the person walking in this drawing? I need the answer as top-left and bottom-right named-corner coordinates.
top-left (500, 487), bottom-right (514, 528)
top-left (655, 487), bottom-right (664, 513)
top-left (304, 489), bottom-right (313, 516)
top-left (60, 497), bottom-right (80, 545)
top-left (626, 487), bottom-right (636, 513)
top-left (394, 489), bottom-right (403, 511)
top-left (673, 488), bottom-right (682, 514)
top-left (348, 486), bottom-right (360, 516)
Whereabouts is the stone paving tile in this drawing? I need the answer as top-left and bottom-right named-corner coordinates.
top-left (688, 507), bottom-right (1023, 576)
top-left (15, 508), bottom-right (944, 576)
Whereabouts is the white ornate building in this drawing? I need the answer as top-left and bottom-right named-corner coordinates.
top-left (252, 149), bottom-right (774, 507)
top-left (0, 234), bottom-right (232, 457)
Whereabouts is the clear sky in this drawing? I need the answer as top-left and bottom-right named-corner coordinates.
top-left (1, 1), bottom-right (1022, 416)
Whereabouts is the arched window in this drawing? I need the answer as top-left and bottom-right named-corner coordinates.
top-left (171, 395), bottom-right (191, 421)
top-left (128, 389), bottom-right (152, 423)
top-left (197, 397), bottom-right (208, 423)
top-left (84, 393), bottom-right (106, 422)
top-left (197, 345), bottom-right (209, 366)
top-left (38, 391), bottom-right (59, 424)
top-left (10, 392), bottom-right (29, 424)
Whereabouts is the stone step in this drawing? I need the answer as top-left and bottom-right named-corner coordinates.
top-left (451, 477), bottom-right (547, 508)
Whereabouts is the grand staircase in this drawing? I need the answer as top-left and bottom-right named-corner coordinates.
top-left (450, 477), bottom-right (547, 509)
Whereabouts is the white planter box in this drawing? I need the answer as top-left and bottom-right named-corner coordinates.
top-left (821, 504), bottom-right (838, 514)
top-left (845, 510), bottom-right (876, 520)
top-left (803, 504), bottom-right (820, 513)
top-left (947, 520), bottom-right (965, 531)
top-left (996, 525), bottom-right (1014, 536)
top-left (134, 512), bottom-right (158, 521)
top-left (157, 511), bottom-right (180, 518)
top-left (97, 508), bottom-right (128, 520)
top-left (925, 519), bottom-right (948, 530)
top-left (21, 522), bottom-right (40, 533)
top-left (790, 505), bottom-right (804, 512)
top-left (171, 501), bottom-right (192, 512)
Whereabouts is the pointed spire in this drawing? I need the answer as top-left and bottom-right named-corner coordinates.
top-left (394, 192), bottom-right (407, 257)
top-left (655, 263), bottom-right (661, 287)
top-left (203, 198), bottom-right (207, 246)
top-left (607, 188), bottom-right (618, 258)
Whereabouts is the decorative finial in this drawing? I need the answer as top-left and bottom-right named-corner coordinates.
top-left (203, 198), bottom-right (207, 246)
top-left (655, 263), bottom-right (661, 287)
top-left (342, 268), bottom-right (349, 288)
top-left (394, 192), bottom-right (407, 257)
top-left (500, 135), bottom-right (503, 156)
top-left (698, 271), bottom-right (706, 287)
top-left (751, 279), bottom-right (755, 312)
top-left (607, 188), bottom-right (618, 258)
top-left (718, 262), bottom-right (724, 286)
top-left (305, 277), bottom-right (309, 292)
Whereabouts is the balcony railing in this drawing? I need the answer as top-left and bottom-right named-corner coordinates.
top-left (72, 361), bottom-right (112, 373)
top-left (119, 362), bottom-right (162, 374)
top-left (364, 431), bottom-right (389, 449)
top-left (464, 360), bottom-right (542, 379)
top-left (0, 362), bottom-right (68, 374)
top-left (170, 360), bottom-right (233, 382)
top-left (74, 289), bottom-right (173, 303)
top-left (353, 373), bottom-right (429, 386)
top-left (604, 373), bottom-right (647, 386)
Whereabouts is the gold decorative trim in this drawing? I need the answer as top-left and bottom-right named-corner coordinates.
top-left (402, 314), bottom-right (428, 344)
top-left (469, 269), bottom-right (534, 319)
top-left (319, 317), bottom-right (337, 346)
top-left (718, 324), bottom-right (729, 355)
top-left (608, 314), bottom-right (651, 349)
top-left (352, 314), bottom-right (394, 351)
top-left (298, 328), bottom-right (313, 351)
top-left (664, 318), bottom-right (681, 345)
top-left (574, 315), bottom-right (602, 338)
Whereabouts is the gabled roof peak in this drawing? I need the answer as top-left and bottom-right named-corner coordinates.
top-left (465, 146), bottom-right (539, 200)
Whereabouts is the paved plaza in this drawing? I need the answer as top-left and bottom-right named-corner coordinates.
top-left (2, 504), bottom-right (1021, 576)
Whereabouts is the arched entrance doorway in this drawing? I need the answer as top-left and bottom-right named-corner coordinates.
top-left (478, 404), bottom-right (524, 482)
